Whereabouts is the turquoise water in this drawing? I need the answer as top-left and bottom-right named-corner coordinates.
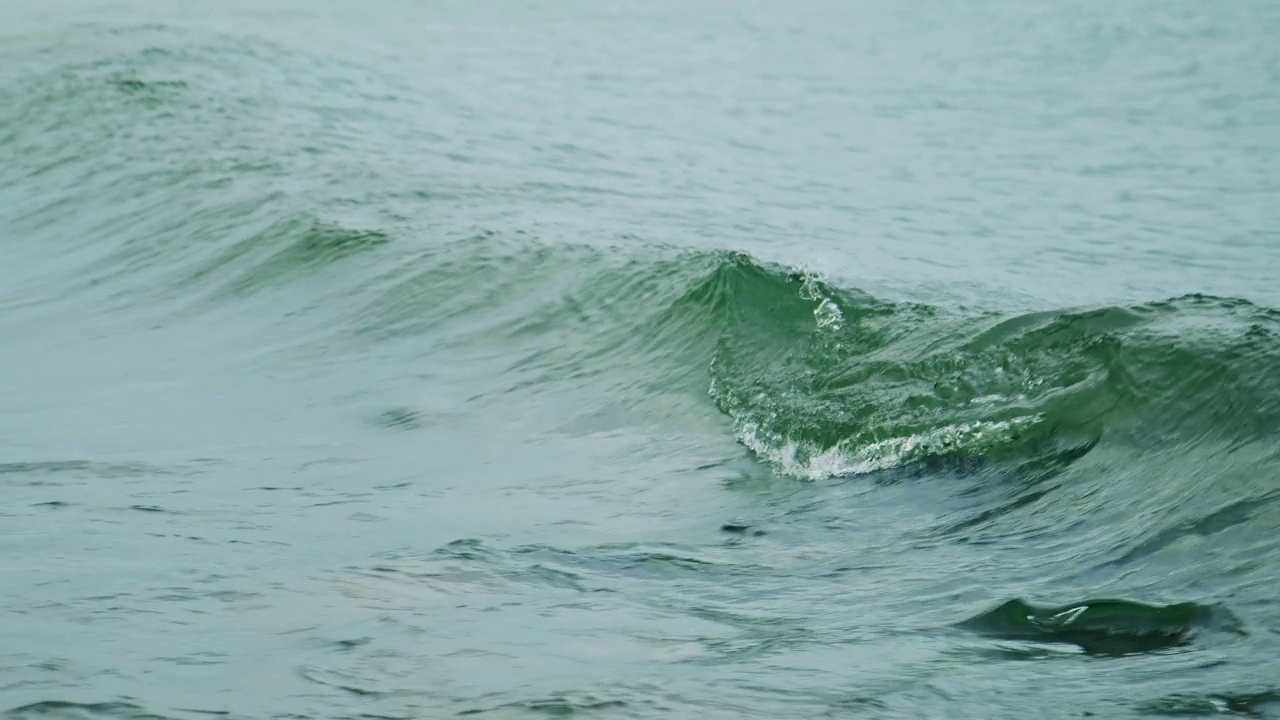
top-left (3, 2), bottom-right (1279, 718)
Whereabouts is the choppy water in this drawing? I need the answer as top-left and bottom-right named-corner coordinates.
top-left (3, 1), bottom-right (1280, 718)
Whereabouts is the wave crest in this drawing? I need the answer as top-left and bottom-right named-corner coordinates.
top-left (696, 255), bottom-right (1280, 479)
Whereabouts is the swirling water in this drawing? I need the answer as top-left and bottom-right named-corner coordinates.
top-left (2, 1), bottom-right (1279, 718)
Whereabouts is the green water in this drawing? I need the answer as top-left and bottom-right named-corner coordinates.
top-left (3, 1), bottom-right (1279, 718)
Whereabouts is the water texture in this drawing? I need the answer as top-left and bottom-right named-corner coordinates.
top-left (2, 1), bottom-right (1279, 718)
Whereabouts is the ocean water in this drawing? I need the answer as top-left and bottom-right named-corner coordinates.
top-left (3, 1), bottom-right (1280, 718)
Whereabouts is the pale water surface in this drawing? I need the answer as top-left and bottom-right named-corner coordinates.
top-left (2, 1), bottom-right (1279, 718)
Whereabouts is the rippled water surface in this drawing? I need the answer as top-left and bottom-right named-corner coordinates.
top-left (3, 1), bottom-right (1280, 718)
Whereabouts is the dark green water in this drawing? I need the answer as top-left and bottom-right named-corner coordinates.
top-left (3, 2), bottom-right (1280, 718)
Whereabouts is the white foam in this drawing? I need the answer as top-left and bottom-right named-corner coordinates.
top-left (799, 274), bottom-right (844, 331)
top-left (735, 415), bottom-right (1044, 481)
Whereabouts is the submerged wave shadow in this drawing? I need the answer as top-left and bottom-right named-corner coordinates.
top-left (955, 597), bottom-right (1246, 656)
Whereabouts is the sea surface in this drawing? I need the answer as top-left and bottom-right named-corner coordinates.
top-left (3, 1), bottom-right (1280, 718)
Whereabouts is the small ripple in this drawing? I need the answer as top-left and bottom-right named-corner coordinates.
top-left (3, 702), bottom-right (176, 720)
top-left (1102, 490), bottom-right (1280, 569)
top-left (1139, 689), bottom-right (1280, 716)
top-left (0, 460), bottom-right (184, 482)
top-left (456, 695), bottom-right (629, 717)
top-left (371, 408), bottom-right (422, 431)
